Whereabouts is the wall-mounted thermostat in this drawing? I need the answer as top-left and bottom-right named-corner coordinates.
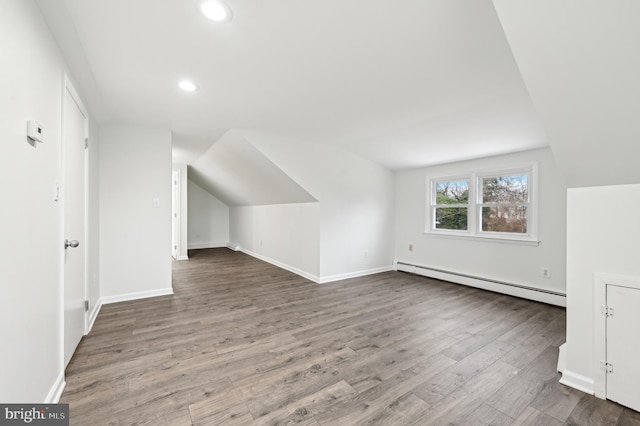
top-left (27, 120), bottom-right (44, 143)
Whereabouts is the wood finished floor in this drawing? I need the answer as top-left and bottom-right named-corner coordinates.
top-left (62, 248), bottom-right (640, 425)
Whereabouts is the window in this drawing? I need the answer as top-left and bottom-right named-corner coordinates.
top-left (479, 174), bottom-right (528, 234)
top-left (426, 165), bottom-right (537, 242)
top-left (433, 179), bottom-right (469, 231)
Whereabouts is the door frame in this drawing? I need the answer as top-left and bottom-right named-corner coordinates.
top-left (172, 164), bottom-right (188, 260)
top-left (172, 170), bottom-right (179, 259)
top-left (593, 272), bottom-right (640, 399)
top-left (60, 73), bottom-right (89, 370)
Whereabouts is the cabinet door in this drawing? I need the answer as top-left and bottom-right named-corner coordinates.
top-left (606, 284), bottom-right (640, 411)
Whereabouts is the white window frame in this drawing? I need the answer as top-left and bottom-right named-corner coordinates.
top-left (427, 174), bottom-right (474, 237)
top-left (425, 163), bottom-right (538, 244)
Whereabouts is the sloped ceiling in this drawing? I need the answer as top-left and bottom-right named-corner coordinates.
top-left (43, 0), bottom-right (547, 170)
top-left (189, 130), bottom-right (316, 206)
top-left (35, 0), bottom-right (108, 122)
top-left (493, 0), bottom-right (640, 188)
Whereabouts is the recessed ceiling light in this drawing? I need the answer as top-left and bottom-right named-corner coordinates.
top-left (178, 80), bottom-right (198, 92)
top-left (199, 0), bottom-right (233, 23)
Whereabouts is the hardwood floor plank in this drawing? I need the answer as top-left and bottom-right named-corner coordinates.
top-left (441, 317), bottom-right (521, 361)
top-left (529, 375), bottom-right (583, 422)
top-left (512, 406), bottom-right (563, 426)
top-left (565, 394), bottom-right (623, 426)
top-left (386, 393), bottom-right (431, 421)
top-left (314, 353), bottom-right (456, 425)
top-left (485, 345), bottom-right (562, 419)
top-left (238, 348), bottom-right (361, 418)
top-left (60, 248), bottom-right (634, 425)
top-left (63, 349), bottom-right (173, 395)
top-left (497, 309), bottom-right (559, 346)
top-left (408, 360), bottom-right (519, 425)
top-left (252, 380), bottom-right (356, 425)
top-left (617, 407), bottom-right (640, 426)
top-left (188, 386), bottom-right (254, 426)
top-left (500, 317), bottom-right (565, 369)
top-left (103, 405), bottom-right (193, 426)
top-left (463, 403), bottom-right (514, 425)
top-left (411, 340), bottom-right (514, 405)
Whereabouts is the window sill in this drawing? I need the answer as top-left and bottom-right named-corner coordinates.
top-left (424, 231), bottom-right (540, 247)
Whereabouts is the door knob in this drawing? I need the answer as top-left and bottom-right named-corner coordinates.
top-left (64, 239), bottom-right (80, 249)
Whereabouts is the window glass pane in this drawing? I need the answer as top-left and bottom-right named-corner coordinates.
top-left (481, 206), bottom-right (527, 233)
top-left (435, 207), bottom-right (468, 230)
top-left (435, 180), bottom-right (469, 205)
top-left (482, 175), bottom-right (528, 203)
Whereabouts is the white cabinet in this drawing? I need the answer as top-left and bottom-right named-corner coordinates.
top-left (594, 274), bottom-right (640, 412)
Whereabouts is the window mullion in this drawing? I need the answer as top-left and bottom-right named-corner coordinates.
top-left (469, 173), bottom-right (477, 235)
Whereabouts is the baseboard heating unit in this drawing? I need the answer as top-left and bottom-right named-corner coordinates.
top-left (395, 261), bottom-right (566, 307)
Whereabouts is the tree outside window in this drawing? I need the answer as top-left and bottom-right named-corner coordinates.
top-left (434, 179), bottom-right (469, 231)
top-left (480, 175), bottom-right (528, 234)
top-left (426, 165), bottom-right (537, 242)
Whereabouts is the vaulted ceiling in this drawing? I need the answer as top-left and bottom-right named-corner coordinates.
top-left (40, 0), bottom-right (547, 170)
top-left (39, 0), bottom-right (640, 193)
top-left (492, 0), bottom-right (640, 188)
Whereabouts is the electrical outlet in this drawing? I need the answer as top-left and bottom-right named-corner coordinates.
top-left (364, 250), bottom-right (368, 258)
top-left (541, 267), bottom-right (551, 279)
top-left (259, 240), bottom-right (263, 247)
top-left (409, 244), bottom-right (413, 251)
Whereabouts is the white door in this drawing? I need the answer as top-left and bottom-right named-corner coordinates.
top-left (606, 284), bottom-right (640, 411)
top-left (171, 171), bottom-right (179, 259)
top-left (63, 80), bottom-right (87, 368)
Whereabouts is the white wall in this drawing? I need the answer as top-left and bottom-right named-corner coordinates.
top-left (564, 184), bottom-right (640, 391)
top-left (245, 132), bottom-right (395, 281)
top-left (100, 124), bottom-right (172, 302)
top-left (0, 0), bottom-right (98, 402)
top-left (318, 163), bottom-right (395, 280)
top-left (188, 179), bottom-right (229, 249)
top-left (493, 0), bottom-right (640, 188)
top-left (395, 148), bottom-right (566, 296)
top-left (230, 203), bottom-right (321, 280)
top-left (190, 130), bottom-right (316, 206)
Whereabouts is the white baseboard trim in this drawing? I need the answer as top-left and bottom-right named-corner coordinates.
top-left (86, 298), bottom-right (103, 334)
top-left (177, 255), bottom-right (189, 261)
top-left (560, 369), bottom-right (595, 395)
top-left (557, 342), bottom-right (566, 373)
top-left (395, 260), bottom-right (566, 307)
top-left (236, 247), bottom-right (394, 284)
top-left (45, 372), bottom-right (65, 403)
top-left (238, 248), bottom-right (321, 283)
top-left (188, 242), bottom-right (228, 250)
top-left (319, 266), bottom-right (394, 284)
top-left (101, 288), bottom-right (174, 305)
top-left (227, 243), bottom-right (240, 251)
